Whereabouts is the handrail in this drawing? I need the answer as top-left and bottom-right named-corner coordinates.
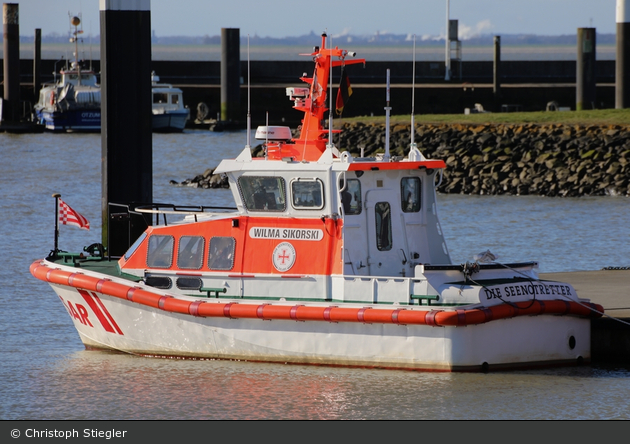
top-left (135, 203), bottom-right (237, 216)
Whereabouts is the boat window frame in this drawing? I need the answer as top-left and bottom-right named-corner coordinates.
top-left (176, 235), bottom-right (205, 270)
top-left (340, 178), bottom-right (362, 215)
top-left (290, 178), bottom-right (325, 210)
top-left (153, 92), bottom-right (168, 104)
top-left (237, 175), bottom-right (287, 212)
top-left (124, 232), bottom-right (148, 261)
top-left (146, 234), bottom-right (175, 269)
top-left (401, 177), bottom-right (422, 213)
top-left (208, 236), bottom-right (236, 271)
top-left (375, 201), bottom-right (393, 251)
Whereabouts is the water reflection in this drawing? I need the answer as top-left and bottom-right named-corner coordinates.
top-left (8, 349), bottom-right (627, 420)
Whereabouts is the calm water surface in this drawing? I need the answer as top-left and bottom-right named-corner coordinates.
top-left (1, 130), bottom-right (629, 420)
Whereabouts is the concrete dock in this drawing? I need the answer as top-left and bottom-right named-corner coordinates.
top-left (540, 269), bottom-right (630, 364)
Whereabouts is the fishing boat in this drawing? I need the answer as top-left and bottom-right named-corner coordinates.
top-left (33, 16), bottom-right (101, 132)
top-left (30, 34), bottom-right (603, 372)
top-left (151, 72), bottom-right (190, 132)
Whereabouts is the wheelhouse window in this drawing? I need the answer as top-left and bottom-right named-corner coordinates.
top-left (291, 179), bottom-right (324, 209)
top-left (146, 235), bottom-right (174, 268)
top-left (375, 202), bottom-right (392, 251)
top-left (238, 176), bottom-right (286, 212)
top-left (124, 232), bottom-right (147, 261)
top-left (340, 178), bottom-right (362, 215)
top-left (177, 236), bottom-right (205, 269)
top-left (153, 92), bottom-right (168, 104)
top-left (208, 237), bottom-right (236, 270)
top-left (171, 94), bottom-right (180, 105)
top-left (401, 177), bottom-right (421, 212)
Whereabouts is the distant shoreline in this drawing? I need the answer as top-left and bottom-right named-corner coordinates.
top-left (7, 42), bottom-right (617, 62)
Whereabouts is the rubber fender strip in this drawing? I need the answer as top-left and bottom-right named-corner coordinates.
top-left (223, 302), bottom-right (235, 318)
top-left (425, 310), bottom-right (440, 327)
top-left (357, 307), bottom-right (369, 323)
top-left (30, 260), bottom-right (605, 326)
top-left (189, 300), bottom-right (203, 317)
top-left (456, 309), bottom-right (467, 326)
top-left (158, 295), bottom-right (171, 310)
top-left (391, 309), bottom-right (403, 324)
top-left (289, 305), bottom-right (301, 320)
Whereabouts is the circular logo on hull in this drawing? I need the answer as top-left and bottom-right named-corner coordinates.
top-left (273, 242), bottom-right (296, 272)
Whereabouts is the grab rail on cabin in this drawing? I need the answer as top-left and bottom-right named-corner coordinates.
top-left (134, 203), bottom-right (238, 225)
top-left (410, 294), bottom-right (440, 306)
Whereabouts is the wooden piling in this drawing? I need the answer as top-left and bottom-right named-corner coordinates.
top-left (2, 3), bottom-right (20, 122)
top-left (577, 27), bottom-right (597, 111)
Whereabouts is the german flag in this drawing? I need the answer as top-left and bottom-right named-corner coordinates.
top-left (335, 67), bottom-right (352, 115)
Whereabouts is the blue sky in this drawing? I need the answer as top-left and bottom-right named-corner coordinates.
top-left (15, 0), bottom-right (619, 39)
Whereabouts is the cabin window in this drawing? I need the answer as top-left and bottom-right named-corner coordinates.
top-left (176, 277), bottom-right (202, 291)
top-left (291, 179), bottom-right (324, 209)
top-left (401, 177), bottom-right (421, 212)
top-left (208, 237), bottom-right (236, 270)
top-left (340, 178), bottom-right (362, 215)
top-left (153, 92), bottom-right (168, 104)
top-left (238, 176), bottom-right (286, 212)
top-left (145, 276), bottom-right (172, 289)
top-left (171, 94), bottom-right (180, 105)
top-left (375, 202), bottom-right (392, 251)
top-left (177, 236), bottom-right (205, 269)
top-left (146, 235), bottom-right (174, 268)
top-left (124, 232), bottom-right (147, 261)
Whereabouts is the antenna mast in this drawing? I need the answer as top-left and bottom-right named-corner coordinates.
top-left (384, 69), bottom-right (391, 161)
top-left (246, 35), bottom-right (251, 149)
top-left (410, 35), bottom-right (417, 149)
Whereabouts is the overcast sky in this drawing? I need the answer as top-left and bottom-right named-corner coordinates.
top-left (12, 0), bottom-right (619, 39)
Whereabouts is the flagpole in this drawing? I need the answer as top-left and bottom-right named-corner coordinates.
top-left (52, 193), bottom-right (60, 255)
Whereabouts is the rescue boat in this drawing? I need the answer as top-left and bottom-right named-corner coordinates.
top-left (30, 34), bottom-right (603, 372)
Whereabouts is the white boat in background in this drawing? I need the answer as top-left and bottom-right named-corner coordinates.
top-left (33, 16), bottom-right (101, 132)
top-left (30, 34), bottom-right (604, 372)
top-left (151, 72), bottom-right (190, 132)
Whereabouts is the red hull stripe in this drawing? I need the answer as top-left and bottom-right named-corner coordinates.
top-left (91, 291), bottom-right (124, 335)
top-left (31, 260), bottom-right (604, 327)
top-left (78, 289), bottom-right (123, 335)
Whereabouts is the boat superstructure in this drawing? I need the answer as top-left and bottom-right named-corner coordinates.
top-left (31, 34), bottom-right (603, 372)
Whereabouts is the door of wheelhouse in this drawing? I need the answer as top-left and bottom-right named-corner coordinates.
top-left (365, 189), bottom-right (406, 277)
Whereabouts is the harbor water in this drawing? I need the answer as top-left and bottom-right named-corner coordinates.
top-left (1, 130), bottom-right (629, 420)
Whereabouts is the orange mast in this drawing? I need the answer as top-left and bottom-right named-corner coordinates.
top-left (269, 33), bottom-right (364, 162)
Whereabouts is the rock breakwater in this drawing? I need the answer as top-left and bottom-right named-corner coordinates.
top-left (173, 122), bottom-right (630, 197)
top-left (338, 122), bottom-right (630, 197)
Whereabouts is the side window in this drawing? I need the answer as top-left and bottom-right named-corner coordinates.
top-left (375, 202), bottom-right (392, 251)
top-left (238, 176), bottom-right (286, 212)
top-left (153, 92), bottom-right (168, 104)
top-left (146, 235), bottom-right (174, 268)
top-left (171, 94), bottom-right (180, 105)
top-left (208, 237), bottom-right (236, 270)
top-left (401, 177), bottom-right (421, 212)
top-left (291, 179), bottom-right (324, 209)
top-left (177, 236), bottom-right (204, 269)
top-left (340, 178), bottom-right (362, 215)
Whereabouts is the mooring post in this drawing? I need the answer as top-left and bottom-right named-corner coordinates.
top-left (100, 0), bottom-right (153, 257)
top-left (617, 0), bottom-right (630, 108)
top-left (34, 28), bottom-right (41, 105)
top-left (221, 28), bottom-right (241, 123)
top-left (493, 35), bottom-right (501, 111)
top-left (576, 28), bottom-right (597, 111)
top-left (2, 3), bottom-right (20, 122)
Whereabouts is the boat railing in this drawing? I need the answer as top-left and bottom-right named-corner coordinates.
top-left (134, 203), bottom-right (238, 225)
